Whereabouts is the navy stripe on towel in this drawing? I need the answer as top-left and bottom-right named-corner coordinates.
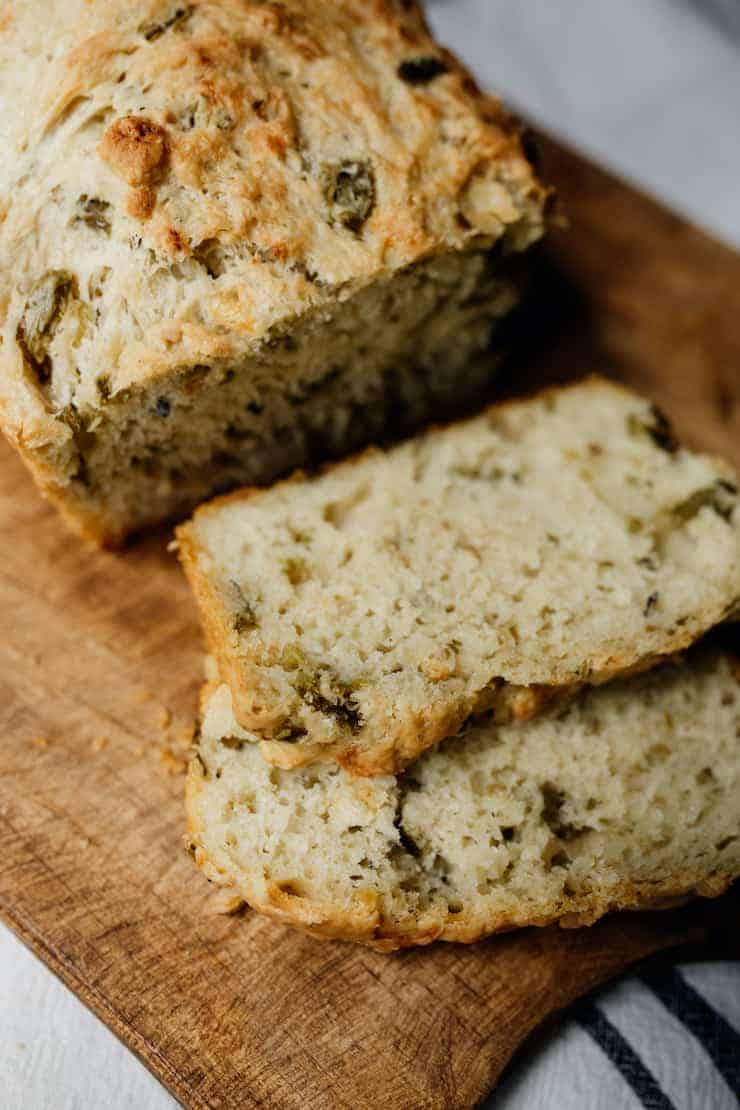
top-left (641, 966), bottom-right (740, 1096)
top-left (577, 1000), bottom-right (676, 1110)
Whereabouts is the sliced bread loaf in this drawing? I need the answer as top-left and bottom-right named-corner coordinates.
top-left (186, 648), bottom-right (740, 950)
top-left (0, 0), bottom-right (546, 543)
top-left (178, 378), bottom-right (740, 776)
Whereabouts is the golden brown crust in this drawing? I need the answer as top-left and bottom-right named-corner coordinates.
top-left (99, 114), bottom-right (169, 188)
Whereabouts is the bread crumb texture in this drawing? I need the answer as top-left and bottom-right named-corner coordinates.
top-left (186, 648), bottom-right (740, 949)
top-left (0, 0), bottom-right (546, 541)
top-left (179, 378), bottom-right (740, 775)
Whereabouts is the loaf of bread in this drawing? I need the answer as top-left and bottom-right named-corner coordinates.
top-left (0, 0), bottom-right (547, 543)
top-left (178, 378), bottom-right (740, 776)
top-left (186, 647), bottom-right (740, 950)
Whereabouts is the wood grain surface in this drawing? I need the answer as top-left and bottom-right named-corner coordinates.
top-left (1, 136), bottom-right (739, 1110)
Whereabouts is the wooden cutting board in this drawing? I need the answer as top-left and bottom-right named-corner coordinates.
top-left (1, 135), bottom-right (739, 1110)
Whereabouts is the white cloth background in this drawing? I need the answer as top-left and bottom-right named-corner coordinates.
top-left (2, 2), bottom-right (739, 1107)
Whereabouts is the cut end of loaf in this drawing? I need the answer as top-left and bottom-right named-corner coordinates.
top-left (5, 244), bottom-right (536, 546)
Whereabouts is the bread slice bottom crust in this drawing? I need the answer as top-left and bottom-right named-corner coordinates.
top-left (186, 648), bottom-right (740, 950)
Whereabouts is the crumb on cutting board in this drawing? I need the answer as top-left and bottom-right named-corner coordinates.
top-left (156, 717), bottom-right (195, 774)
top-left (158, 746), bottom-right (188, 776)
top-left (204, 890), bottom-right (247, 917)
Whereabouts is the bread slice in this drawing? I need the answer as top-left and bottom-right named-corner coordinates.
top-left (186, 647), bottom-right (740, 950)
top-left (0, 1), bottom-right (547, 544)
top-left (178, 378), bottom-right (740, 776)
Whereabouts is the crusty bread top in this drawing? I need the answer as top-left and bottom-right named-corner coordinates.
top-left (178, 378), bottom-right (740, 775)
top-left (186, 648), bottom-right (740, 949)
top-left (0, 0), bottom-right (546, 455)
